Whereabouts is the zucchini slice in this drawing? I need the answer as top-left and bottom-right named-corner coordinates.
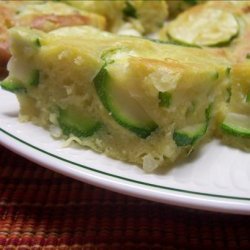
top-left (221, 113), bottom-right (250, 138)
top-left (0, 80), bottom-right (26, 93)
top-left (173, 123), bottom-right (206, 146)
top-left (173, 104), bottom-right (211, 146)
top-left (168, 8), bottom-right (239, 47)
top-left (58, 106), bottom-right (101, 138)
top-left (94, 65), bottom-right (158, 138)
top-left (1, 69), bottom-right (40, 93)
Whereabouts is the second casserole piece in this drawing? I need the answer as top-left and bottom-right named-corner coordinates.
top-left (0, 0), bottom-right (106, 78)
top-left (64, 0), bottom-right (168, 36)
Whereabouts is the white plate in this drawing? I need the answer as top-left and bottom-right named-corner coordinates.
top-left (1, 89), bottom-right (250, 214)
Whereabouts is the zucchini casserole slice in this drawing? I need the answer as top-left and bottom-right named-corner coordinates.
top-left (1, 27), bottom-right (230, 171)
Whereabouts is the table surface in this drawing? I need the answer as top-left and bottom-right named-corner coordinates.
top-left (0, 145), bottom-right (249, 249)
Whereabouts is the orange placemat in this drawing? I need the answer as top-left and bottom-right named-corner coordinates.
top-left (0, 145), bottom-right (249, 249)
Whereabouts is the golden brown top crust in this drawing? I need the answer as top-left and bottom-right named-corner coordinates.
top-left (131, 57), bottom-right (185, 71)
top-left (19, 14), bottom-right (97, 32)
top-left (232, 27), bottom-right (250, 62)
top-left (242, 5), bottom-right (250, 14)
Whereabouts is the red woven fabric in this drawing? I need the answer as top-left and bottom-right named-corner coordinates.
top-left (0, 145), bottom-right (249, 249)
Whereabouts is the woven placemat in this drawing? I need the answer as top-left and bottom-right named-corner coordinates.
top-left (0, 145), bottom-right (249, 250)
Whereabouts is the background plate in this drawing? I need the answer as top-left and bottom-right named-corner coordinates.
top-left (0, 89), bottom-right (250, 214)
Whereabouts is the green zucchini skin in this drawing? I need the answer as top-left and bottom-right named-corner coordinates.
top-left (173, 104), bottom-right (212, 147)
top-left (220, 113), bottom-right (250, 138)
top-left (58, 107), bottom-right (102, 138)
top-left (0, 69), bottom-right (40, 93)
top-left (0, 80), bottom-right (27, 93)
top-left (159, 91), bottom-right (172, 108)
top-left (220, 123), bottom-right (250, 138)
top-left (123, 1), bottom-right (137, 19)
top-left (29, 70), bottom-right (40, 86)
top-left (173, 124), bottom-right (206, 147)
